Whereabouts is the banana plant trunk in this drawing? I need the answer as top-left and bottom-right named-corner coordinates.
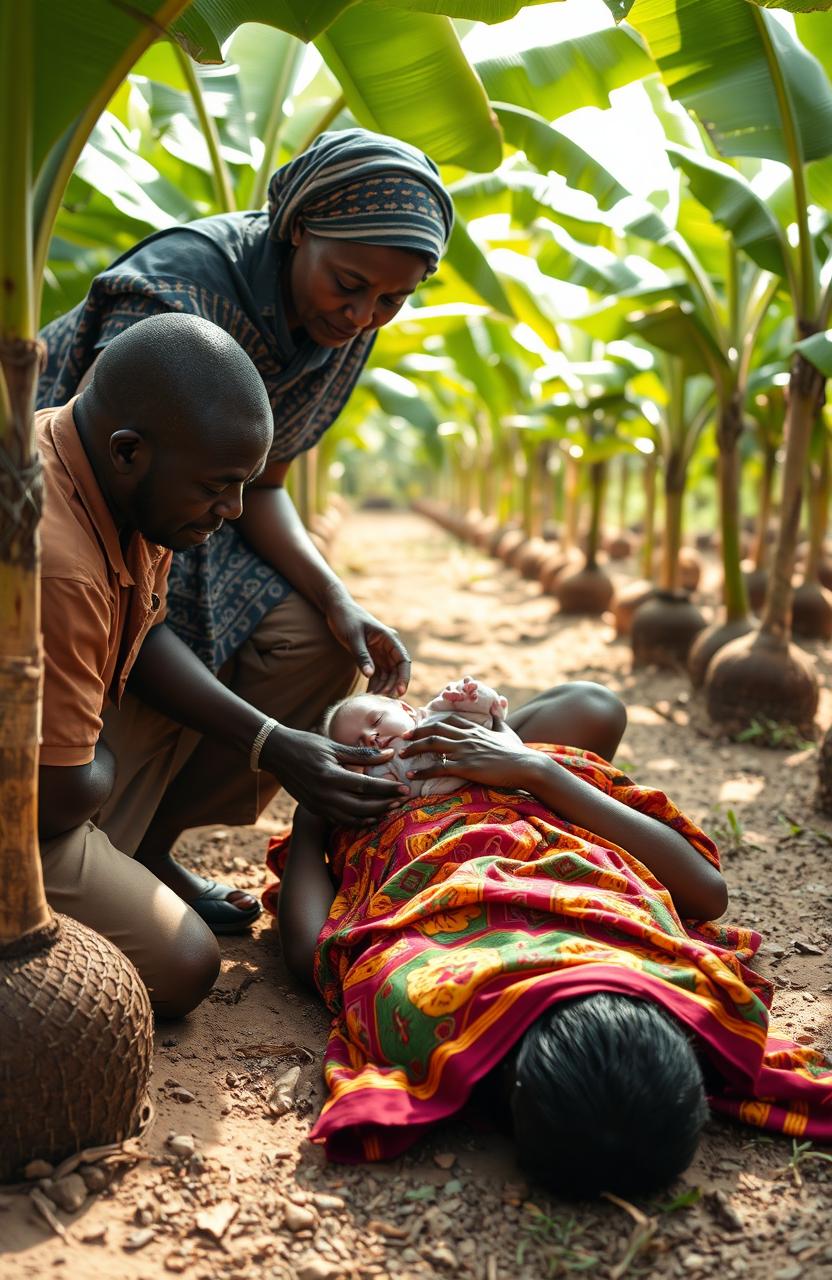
top-left (660, 450), bottom-right (687, 594)
top-left (804, 431), bottom-right (830, 583)
top-left (717, 392), bottom-right (750, 623)
top-left (753, 438), bottom-right (777, 571)
top-left (759, 350), bottom-right (825, 644)
top-left (585, 460), bottom-right (607, 570)
top-left (563, 453), bottom-right (581, 552)
top-left (640, 451), bottom-right (657, 581)
top-left (0, 4), bottom-right (49, 945)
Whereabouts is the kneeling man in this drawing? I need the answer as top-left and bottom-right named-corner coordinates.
top-left (37, 314), bottom-right (403, 1015)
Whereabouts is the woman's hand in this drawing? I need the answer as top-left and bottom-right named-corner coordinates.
top-left (323, 585), bottom-right (411, 696)
top-left (261, 724), bottom-right (408, 824)
top-left (399, 716), bottom-right (540, 790)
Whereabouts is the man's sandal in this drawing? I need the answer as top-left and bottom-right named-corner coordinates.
top-left (189, 880), bottom-right (262, 935)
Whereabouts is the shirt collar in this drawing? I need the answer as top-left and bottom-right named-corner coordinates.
top-left (50, 398), bottom-right (135, 588)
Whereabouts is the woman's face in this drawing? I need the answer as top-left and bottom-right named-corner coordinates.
top-left (287, 227), bottom-right (428, 348)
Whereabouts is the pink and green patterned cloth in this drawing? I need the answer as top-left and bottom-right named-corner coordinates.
top-left (264, 746), bottom-right (832, 1162)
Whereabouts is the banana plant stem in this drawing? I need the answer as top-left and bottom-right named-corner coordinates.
top-left (171, 37), bottom-right (236, 213)
top-left (760, 354), bottom-right (825, 642)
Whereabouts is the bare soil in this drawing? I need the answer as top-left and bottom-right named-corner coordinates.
top-left (2, 510), bottom-right (831, 1280)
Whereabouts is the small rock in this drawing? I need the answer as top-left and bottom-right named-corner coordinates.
top-left (774, 1268), bottom-right (803, 1280)
top-left (163, 1257), bottom-right (190, 1275)
top-left (78, 1224), bottom-right (108, 1244)
top-left (268, 1065), bottom-right (301, 1117)
top-left (424, 1245), bottom-right (458, 1269)
top-left (196, 1199), bottom-right (239, 1240)
top-left (367, 1218), bottom-right (407, 1239)
top-left (296, 1257), bottom-right (341, 1280)
top-left (24, 1159), bottom-right (54, 1180)
top-left (433, 1152), bottom-right (456, 1170)
top-left (682, 1253), bottom-right (711, 1271)
top-left (225, 1072), bottom-right (239, 1088)
top-left (123, 1227), bottom-right (155, 1251)
top-left (44, 1174), bottom-right (87, 1214)
top-left (283, 1201), bottom-right (317, 1232)
top-left (313, 1193), bottom-right (346, 1211)
top-left (706, 1189), bottom-right (744, 1232)
top-left (793, 940), bottom-right (824, 955)
top-left (170, 1087), bottom-right (195, 1103)
top-left (80, 1165), bottom-right (111, 1193)
top-left (796, 1033), bottom-right (815, 1045)
top-left (167, 1134), bottom-right (196, 1159)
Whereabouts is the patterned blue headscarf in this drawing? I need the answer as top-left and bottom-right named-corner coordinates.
top-left (267, 129), bottom-right (454, 273)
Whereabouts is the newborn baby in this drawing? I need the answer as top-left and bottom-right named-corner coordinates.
top-left (325, 675), bottom-right (509, 798)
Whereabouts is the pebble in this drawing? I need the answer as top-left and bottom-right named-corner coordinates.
top-left (283, 1201), bottom-right (317, 1232)
top-left (78, 1224), bottom-right (108, 1244)
top-left (167, 1134), bottom-right (196, 1159)
top-left (433, 1152), bottom-right (457, 1170)
top-left (424, 1245), bottom-right (458, 1269)
top-left (774, 1267), bottom-right (803, 1280)
top-left (268, 1065), bottom-right (301, 1117)
top-left (80, 1165), bottom-right (111, 1192)
top-left (44, 1174), bottom-right (87, 1214)
top-left (295, 1257), bottom-right (341, 1280)
top-left (313, 1193), bottom-right (346, 1211)
top-left (170, 1087), bottom-right (195, 1103)
top-left (123, 1227), bottom-right (155, 1251)
top-left (24, 1159), bottom-right (54, 1180)
top-left (682, 1252), bottom-right (711, 1270)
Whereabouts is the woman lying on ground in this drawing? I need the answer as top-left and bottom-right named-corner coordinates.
top-left (266, 685), bottom-right (832, 1199)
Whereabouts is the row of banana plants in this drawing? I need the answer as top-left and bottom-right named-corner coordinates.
top-left (337, 1), bottom-right (832, 742)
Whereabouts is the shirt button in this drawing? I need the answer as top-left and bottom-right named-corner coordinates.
top-left (150, 593), bottom-right (161, 611)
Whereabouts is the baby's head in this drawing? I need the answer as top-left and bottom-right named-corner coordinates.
top-left (324, 693), bottom-right (418, 749)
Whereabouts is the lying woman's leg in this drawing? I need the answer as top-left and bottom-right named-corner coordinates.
top-left (508, 681), bottom-right (627, 760)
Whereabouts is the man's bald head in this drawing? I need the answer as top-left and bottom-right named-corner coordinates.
top-left (74, 314), bottom-right (274, 551)
top-left (81, 313), bottom-right (272, 455)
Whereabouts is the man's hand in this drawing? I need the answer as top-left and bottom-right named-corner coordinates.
top-left (323, 585), bottom-right (410, 696)
top-left (260, 723), bottom-right (409, 824)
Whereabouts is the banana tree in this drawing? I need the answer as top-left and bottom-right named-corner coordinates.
top-left (628, 0), bottom-right (832, 734)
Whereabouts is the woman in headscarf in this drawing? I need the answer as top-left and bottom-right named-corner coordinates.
top-left (37, 128), bottom-right (455, 933)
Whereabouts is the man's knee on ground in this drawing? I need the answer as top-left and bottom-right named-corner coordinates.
top-left (148, 912), bottom-right (221, 1019)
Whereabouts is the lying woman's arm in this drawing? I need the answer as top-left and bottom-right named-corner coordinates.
top-left (400, 718), bottom-right (728, 921)
top-left (278, 805), bottom-right (337, 989)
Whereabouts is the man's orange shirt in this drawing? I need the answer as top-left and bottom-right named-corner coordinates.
top-left (38, 400), bottom-right (171, 767)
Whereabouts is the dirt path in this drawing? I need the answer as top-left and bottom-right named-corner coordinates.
top-left (2, 511), bottom-right (831, 1280)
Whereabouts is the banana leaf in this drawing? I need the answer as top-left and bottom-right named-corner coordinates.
top-left (794, 329), bottom-right (832, 375)
top-left (628, 0), bottom-right (832, 164)
top-left (494, 104), bottom-right (631, 211)
top-left (474, 26), bottom-right (654, 122)
top-left (666, 143), bottom-right (789, 277)
top-left (316, 4), bottom-right (501, 169)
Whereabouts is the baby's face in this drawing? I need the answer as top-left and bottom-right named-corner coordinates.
top-left (332, 694), bottom-right (417, 748)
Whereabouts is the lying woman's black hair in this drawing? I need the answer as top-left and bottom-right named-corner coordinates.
top-left (510, 992), bottom-right (708, 1198)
